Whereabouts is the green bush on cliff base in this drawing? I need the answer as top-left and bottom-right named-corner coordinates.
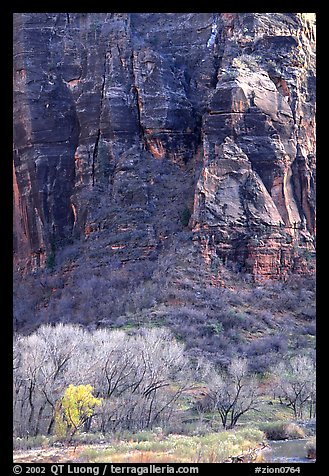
top-left (45, 251), bottom-right (56, 270)
top-left (259, 421), bottom-right (305, 440)
top-left (180, 206), bottom-right (191, 227)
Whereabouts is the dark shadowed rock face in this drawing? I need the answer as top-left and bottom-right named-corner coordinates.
top-left (13, 13), bottom-right (316, 279)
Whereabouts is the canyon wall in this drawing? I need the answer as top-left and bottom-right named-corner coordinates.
top-left (13, 13), bottom-right (316, 279)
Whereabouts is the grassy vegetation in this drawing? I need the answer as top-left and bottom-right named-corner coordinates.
top-left (258, 422), bottom-right (305, 441)
top-left (13, 432), bottom-right (114, 452)
top-left (79, 428), bottom-right (265, 463)
top-left (14, 394), bottom-right (314, 462)
top-left (237, 396), bottom-right (293, 427)
top-left (14, 435), bottom-right (54, 451)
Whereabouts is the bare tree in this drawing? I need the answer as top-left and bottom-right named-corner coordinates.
top-left (95, 328), bottom-right (192, 432)
top-left (272, 354), bottom-right (316, 419)
top-left (36, 324), bottom-right (85, 434)
top-left (205, 358), bottom-right (259, 429)
top-left (13, 324), bottom-right (193, 437)
top-left (134, 328), bottom-right (192, 429)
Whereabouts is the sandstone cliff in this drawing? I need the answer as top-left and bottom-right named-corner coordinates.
top-left (13, 13), bottom-right (316, 280)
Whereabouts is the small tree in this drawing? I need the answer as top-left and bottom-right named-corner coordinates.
top-left (205, 358), bottom-right (259, 429)
top-left (54, 400), bottom-right (67, 440)
top-left (97, 139), bottom-right (111, 183)
top-left (55, 384), bottom-right (102, 442)
top-left (180, 206), bottom-right (192, 227)
top-left (45, 250), bottom-right (56, 270)
top-left (272, 355), bottom-right (316, 419)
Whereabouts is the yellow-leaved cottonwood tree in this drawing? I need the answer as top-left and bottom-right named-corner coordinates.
top-left (55, 384), bottom-right (102, 442)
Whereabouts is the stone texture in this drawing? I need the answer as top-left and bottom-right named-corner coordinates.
top-left (13, 13), bottom-right (316, 279)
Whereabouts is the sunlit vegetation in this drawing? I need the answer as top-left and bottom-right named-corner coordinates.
top-left (79, 428), bottom-right (265, 463)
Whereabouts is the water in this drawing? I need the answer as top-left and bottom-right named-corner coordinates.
top-left (262, 439), bottom-right (315, 463)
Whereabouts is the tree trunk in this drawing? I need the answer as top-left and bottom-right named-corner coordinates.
top-left (35, 404), bottom-right (45, 436)
top-left (47, 417), bottom-right (55, 435)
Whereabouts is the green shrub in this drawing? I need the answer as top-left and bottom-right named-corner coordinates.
top-left (232, 54), bottom-right (261, 71)
top-left (208, 321), bottom-right (223, 336)
top-left (259, 421), bottom-right (305, 440)
top-left (221, 70), bottom-right (238, 81)
top-left (70, 431), bottom-right (111, 445)
top-left (132, 430), bottom-right (156, 442)
top-left (180, 206), bottom-right (191, 227)
top-left (46, 251), bottom-right (56, 270)
top-left (13, 435), bottom-right (51, 451)
top-left (97, 140), bottom-right (111, 181)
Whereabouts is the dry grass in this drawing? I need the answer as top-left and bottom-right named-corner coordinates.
top-left (80, 428), bottom-right (265, 463)
top-left (259, 421), bottom-right (306, 440)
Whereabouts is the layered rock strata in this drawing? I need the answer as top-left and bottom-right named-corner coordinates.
top-left (13, 13), bottom-right (316, 279)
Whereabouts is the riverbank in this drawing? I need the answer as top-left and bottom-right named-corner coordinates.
top-left (261, 438), bottom-right (315, 463)
top-left (13, 418), bottom-right (316, 464)
top-left (14, 428), bottom-right (265, 463)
